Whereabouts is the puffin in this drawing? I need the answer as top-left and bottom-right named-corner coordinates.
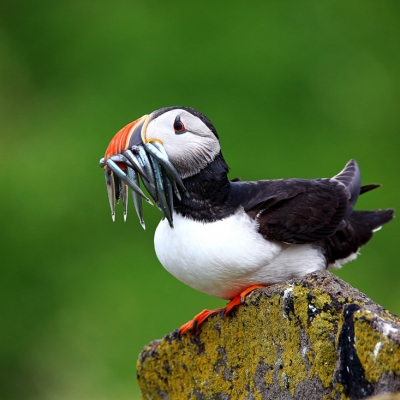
top-left (99, 106), bottom-right (394, 334)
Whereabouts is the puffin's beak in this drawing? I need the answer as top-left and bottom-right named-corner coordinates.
top-left (99, 114), bottom-right (187, 228)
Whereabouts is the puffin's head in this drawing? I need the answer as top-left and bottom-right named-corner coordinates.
top-left (99, 106), bottom-right (220, 227)
top-left (146, 107), bottom-right (220, 179)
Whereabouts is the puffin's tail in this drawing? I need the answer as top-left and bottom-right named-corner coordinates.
top-left (322, 168), bottom-right (394, 267)
top-left (345, 208), bottom-right (394, 245)
top-left (324, 208), bottom-right (394, 268)
top-left (332, 159), bottom-right (361, 219)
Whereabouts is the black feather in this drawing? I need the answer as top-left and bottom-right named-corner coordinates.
top-left (318, 209), bottom-right (394, 265)
top-left (360, 184), bottom-right (381, 195)
top-left (174, 155), bottom-right (394, 266)
top-left (173, 153), bottom-right (236, 222)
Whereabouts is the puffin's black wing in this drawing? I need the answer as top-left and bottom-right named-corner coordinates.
top-left (230, 160), bottom-right (360, 244)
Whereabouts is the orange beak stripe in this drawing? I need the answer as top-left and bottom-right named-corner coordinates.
top-left (104, 118), bottom-right (142, 161)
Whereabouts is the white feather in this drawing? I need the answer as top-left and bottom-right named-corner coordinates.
top-left (327, 252), bottom-right (358, 269)
top-left (146, 109), bottom-right (220, 178)
top-left (154, 209), bottom-right (326, 299)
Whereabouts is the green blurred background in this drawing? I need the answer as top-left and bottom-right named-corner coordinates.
top-left (1, 1), bottom-right (399, 399)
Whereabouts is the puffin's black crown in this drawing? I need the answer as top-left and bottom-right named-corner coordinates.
top-left (152, 106), bottom-right (220, 140)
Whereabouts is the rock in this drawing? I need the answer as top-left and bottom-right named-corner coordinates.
top-left (137, 270), bottom-right (400, 399)
top-left (368, 394), bottom-right (400, 400)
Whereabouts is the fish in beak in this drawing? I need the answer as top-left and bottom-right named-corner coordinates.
top-left (99, 115), bottom-right (187, 228)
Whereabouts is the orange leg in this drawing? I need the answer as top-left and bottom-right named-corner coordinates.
top-left (224, 285), bottom-right (266, 315)
top-left (179, 285), bottom-right (265, 336)
top-left (179, 307), bottom-right (224, 336)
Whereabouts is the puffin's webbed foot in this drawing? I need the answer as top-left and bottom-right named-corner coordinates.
top-left (179, 308), bottom-right (224, 336)
top-left (223, 284), bottom-right (266, 315)
top-left (179, 285), bottom-right (266, 336)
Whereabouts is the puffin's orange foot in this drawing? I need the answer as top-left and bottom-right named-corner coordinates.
top-left (224, 285), bottom-right (265, 316)
top-left (179, 285), bottom-right (265, 336)
top-left (179, 307), bottom-right (224, 336)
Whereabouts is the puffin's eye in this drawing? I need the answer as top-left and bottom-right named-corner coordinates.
top-left (173, 116), bottom-right (186, 134)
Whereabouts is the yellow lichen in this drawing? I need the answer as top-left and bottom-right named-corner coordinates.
top-left (310, 290), bottom-right (332, 310)
top-left (291, 285), bottom-right (338, 388)
top-left (137, 275), bottom-right (399, 400)
top-left (264, 368), bottom-right (273, 385)
top-left (353, 311), bottom-right (400, 383)
top-left (139, 289), bottom-right (311, 398)
top-left (138, 282), bottom-right (341, 398)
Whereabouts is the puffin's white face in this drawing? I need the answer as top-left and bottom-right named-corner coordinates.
top-left (144, 109), bottom-right (221, 179)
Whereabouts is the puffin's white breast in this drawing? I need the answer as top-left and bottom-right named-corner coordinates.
top-left (154, 209), bottom-right (326, 299)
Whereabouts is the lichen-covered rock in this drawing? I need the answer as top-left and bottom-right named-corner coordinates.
top-left (137, 270), bottom-right (400, 399)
